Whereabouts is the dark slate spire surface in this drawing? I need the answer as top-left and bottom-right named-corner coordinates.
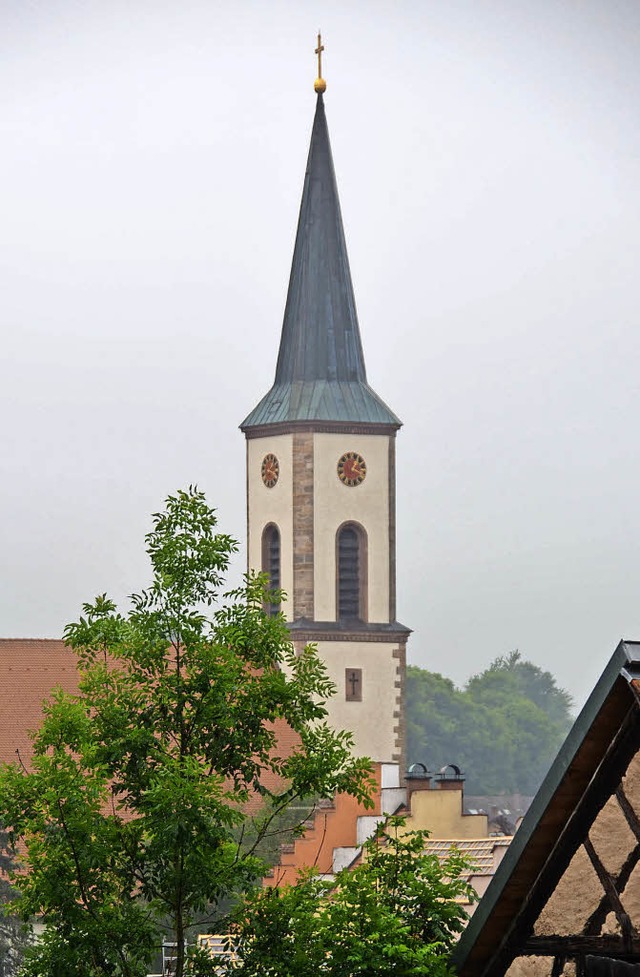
top-left (241, 94), bottom-right (400, 430)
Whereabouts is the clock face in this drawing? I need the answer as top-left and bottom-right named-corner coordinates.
top-left (337, 451), bottom-right (367, 487)
top-left (261, 453), bottom-right (280, 488)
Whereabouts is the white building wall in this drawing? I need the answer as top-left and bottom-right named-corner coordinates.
top-left (247, 434), bottom-right (294, 620)
top-left (313, 433), bottom-right (390, 623)
top-left (315, 638), bottom-right (399, 761)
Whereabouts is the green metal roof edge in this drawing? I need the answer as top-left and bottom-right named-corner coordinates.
top-left (240, 380), bottom-right (402, 430)
top-left (452, 638), bottom-right (640, 972)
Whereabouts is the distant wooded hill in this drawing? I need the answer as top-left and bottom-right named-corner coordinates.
top-left (406, 652), bottom-right (574, 796)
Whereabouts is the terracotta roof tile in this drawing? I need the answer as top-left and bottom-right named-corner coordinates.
top-left (0, 640), bottom-right (299, 803)
top-left (423, 838), bottom-right (512, 875)
top-left (0, 639), bottom-right (77, 768)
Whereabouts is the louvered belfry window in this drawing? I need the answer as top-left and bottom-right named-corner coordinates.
top-left (338, 524), bottom-right (361, 620)
top-left (262, 524), bottom-right (281, 616)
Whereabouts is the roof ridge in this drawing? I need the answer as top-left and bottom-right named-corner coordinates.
top-left (0, 637), bottom-right (66, 643)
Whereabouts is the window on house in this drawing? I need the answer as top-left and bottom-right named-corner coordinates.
top-left (337, 523), bottom-right (367, 621)
top-left (261, 523), bottom-right (281, 616)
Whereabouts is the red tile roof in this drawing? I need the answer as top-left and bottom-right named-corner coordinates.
top-left (0, 640), bottom-right (300, 803)
top-left (0, 639), bottom-right (78, 768)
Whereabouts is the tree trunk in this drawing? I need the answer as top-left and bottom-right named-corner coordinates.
top-left (175, 916), bottom-right (185, 977)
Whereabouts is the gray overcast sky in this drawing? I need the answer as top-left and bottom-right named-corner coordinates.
top-left (2, 1), bottom-right (639, 709)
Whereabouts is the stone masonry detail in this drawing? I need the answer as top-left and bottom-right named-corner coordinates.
top-left (388, 436), bottom-right (397, 622)
top-left (292, 431), bottom-right (314, 619)
top-left (393, 643), bottom-right (407, 773)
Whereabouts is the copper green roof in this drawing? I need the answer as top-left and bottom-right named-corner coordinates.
top-left (241, 94), bottom-right (400, 431)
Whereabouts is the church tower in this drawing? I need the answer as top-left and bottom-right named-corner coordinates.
top-left (240, 51), bottom-right (409, 768)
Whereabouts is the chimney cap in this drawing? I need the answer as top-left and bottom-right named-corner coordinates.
top-left (406, 762), bottom-right (431, 780)
top-left (435, 763), bottom-right (465, 782)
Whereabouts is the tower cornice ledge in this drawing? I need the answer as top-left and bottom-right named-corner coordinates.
top-left (288, 619), bottom-right (412, 643)
top-left (241, 420), bottom-right (400, 439)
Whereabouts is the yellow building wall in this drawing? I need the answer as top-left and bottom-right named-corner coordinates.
top-left (402, 788), bottom-right (489, 840)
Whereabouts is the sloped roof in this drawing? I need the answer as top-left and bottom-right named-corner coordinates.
top-left (424, 838), bottom-right (511, 876)
top-left (0, 639), bottom-right (78, 768)
top-left (241, 94), bottom-right (400, 431)
top-left (242, 380), bottom-right (400, 429)
top-left (453, 640), bottom-right (640, 977)
top-left (0, 639), bottom-right (301, 806)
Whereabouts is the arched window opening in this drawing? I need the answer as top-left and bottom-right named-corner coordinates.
top-left (261, 524), bottom-right (281, 616)
top-left (337, 523), bottom-right (367, 622)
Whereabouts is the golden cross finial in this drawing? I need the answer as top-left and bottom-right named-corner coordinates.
top-left (314, 31), bottom-right (326, 93)
top-left (315, 32), bottom-right (324, 77)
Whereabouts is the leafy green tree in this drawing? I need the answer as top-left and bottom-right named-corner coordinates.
top-left (466, 650), bottom-right (573, 727)
top-left (228, 817), bottom-right (475, 977)
top-left (0, 488), bottom-right (373, 977)
top-left (407, 652), bottom-right (573, 795)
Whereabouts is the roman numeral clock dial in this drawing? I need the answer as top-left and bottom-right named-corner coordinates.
top-left (337, 451), bottom-right (367, 487)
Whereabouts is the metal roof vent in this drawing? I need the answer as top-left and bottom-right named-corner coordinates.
top-left (434, 763), bottom-right (466, 790)
top-left (405, 762), bottom-right (432, 800)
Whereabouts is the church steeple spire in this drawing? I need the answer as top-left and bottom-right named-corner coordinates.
top-left (274, 92), bottom-right (366, 387)
top-left (241, 59), bottom-right (409, 769)
top-left (241, 82), bottom-right (400, 431)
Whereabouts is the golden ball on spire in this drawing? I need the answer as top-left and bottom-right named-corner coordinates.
top-left (314, 77), bottom-right (327, 94)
